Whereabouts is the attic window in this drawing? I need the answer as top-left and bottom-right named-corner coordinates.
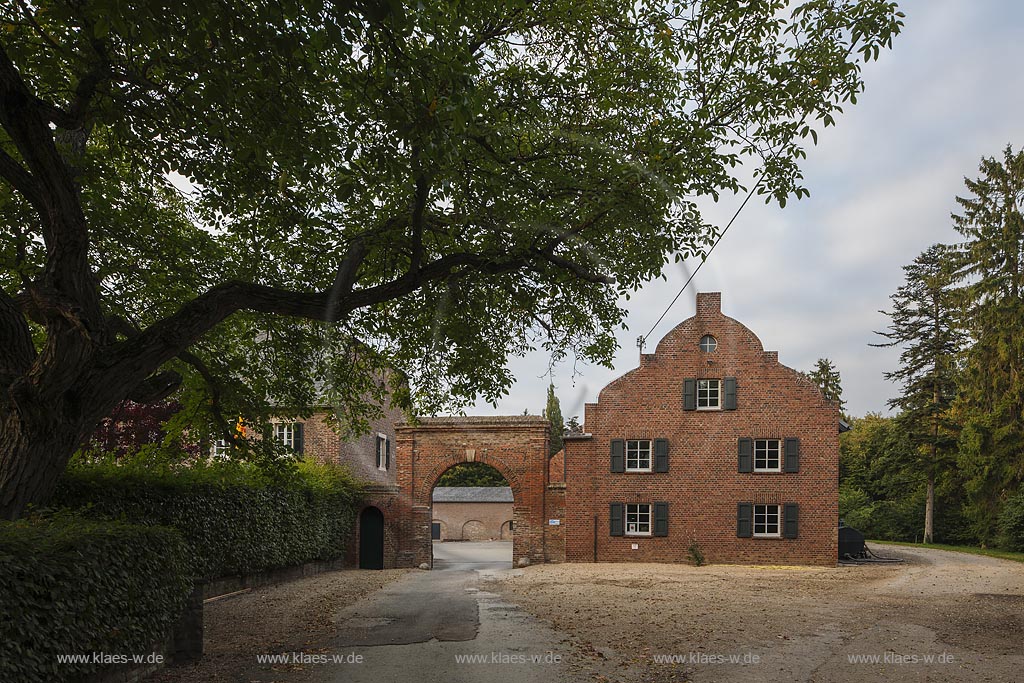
top-left (699, 335), bottom-right (717, 352)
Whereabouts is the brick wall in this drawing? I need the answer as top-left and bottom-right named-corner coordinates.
top-left (432, 501), bottom-right (514, 540)
top-left (391, 417), bottom-right (551, 568)
top-left (564, 292), bottom-right (839, 566)
top-left (298, 398), bottom-right (404, 486)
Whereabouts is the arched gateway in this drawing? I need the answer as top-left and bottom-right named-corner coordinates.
top-left (362, 416), bottom-right (565, 568)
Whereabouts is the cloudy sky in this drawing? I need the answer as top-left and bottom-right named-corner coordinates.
top-left (469, 0), bottom-right (1024, 421)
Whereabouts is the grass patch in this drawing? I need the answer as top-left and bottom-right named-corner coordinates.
top-left (869, 539), bottom-right (1024, 564)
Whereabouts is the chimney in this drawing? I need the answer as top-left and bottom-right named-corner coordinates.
top-left (696, 292), bottom-right (721, 316)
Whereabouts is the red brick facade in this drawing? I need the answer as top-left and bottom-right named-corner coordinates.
top-left (563, 292), bottom-right (839, 566)
top-left (351, 292), bottom-right (838, 568)
top-left (298, 404), bottom-right (403, 487)
top-left (385, 416), bottom-right (564, 568)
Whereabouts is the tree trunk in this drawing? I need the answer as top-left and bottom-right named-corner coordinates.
top-left (0, 401), bottom-right (87, 520)
top-left (924, 474), bottom-right (935, 544)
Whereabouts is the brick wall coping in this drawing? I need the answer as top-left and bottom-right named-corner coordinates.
top-left (397, 416), bottom-right (548, 429)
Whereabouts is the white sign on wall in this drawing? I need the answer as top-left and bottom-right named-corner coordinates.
top-left (548, 519), bottom-right (560, 526)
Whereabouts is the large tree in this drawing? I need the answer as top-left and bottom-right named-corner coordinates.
top-left (806, 357), bottom-right (846, 414)
top-left (950, 145), bottom-right (1024, 541)
top-left (873, 244), bottom-right (963, 543)
top-left (0, 0), bottom-right (903, 519)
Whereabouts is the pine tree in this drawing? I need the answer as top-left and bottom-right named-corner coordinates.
top-left (950, 145), bottom-right (1024, 541)
top-left (873, 244), bottom-right (964, 543)
top-left (543, 384), bottom-right (564, 457)
top-left (807, 358), bottom-right (846, 414)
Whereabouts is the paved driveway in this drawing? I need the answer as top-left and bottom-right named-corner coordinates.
top-left (323, 541), bottom-right (575, 683)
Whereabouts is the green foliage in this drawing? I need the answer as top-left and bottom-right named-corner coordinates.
top-left (806, 358), bottom-right (846, 413)
top-left (0, 514), bottom-right (192, 683)
top-left (950, 145), bottom-right (1024, 542)
top-left (544, 384), bottom-right (564, 457)
top-left (53, 455), bottom-right (362, 580)
top-left (872, 243), bottom-right (964, 541)
top-left (0, 0), bottom-right (905, 439)
top-left (435, 462), bottom-right (508, 488)
top-left (997, 491), bottom-right (1024, 552)
top-left (839, 414), bottom-right (925, 540)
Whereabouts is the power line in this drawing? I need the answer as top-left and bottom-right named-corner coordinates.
top-left (642, 169), bottom-right (767, 344)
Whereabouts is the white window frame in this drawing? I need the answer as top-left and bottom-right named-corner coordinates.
top-left (211, 438), bottom-right (230, 459)
top-left (754, 439), bottom-right (782, 472)
top-left (697, 379), bottom-right (721, 410)
top-left (699, 335), bottom-right (718, 352)
top-left (625, 439), bottom-right (652, 472)
top-left (625, 503), bottom-right (652, 536)
top-left (376, 433), bottom-right (389, 471)
top-left (753, 504), bottom-right (781, 537)
top-left (274, 422), bottom-right (295, 449)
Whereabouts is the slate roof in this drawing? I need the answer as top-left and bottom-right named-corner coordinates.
top-left (432, 486), bottom-right (513, 503)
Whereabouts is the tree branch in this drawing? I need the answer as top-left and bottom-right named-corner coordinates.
top-left (0, 42), bottom-right (107, 341)
top-left (178, 350), bottom-right (235, 445)
top-left (531, 249), bottom-right (615, 284)
top-left (0, 147), bottom-right (42, 210)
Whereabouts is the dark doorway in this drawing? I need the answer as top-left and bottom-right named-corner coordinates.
top-left (359, 506), bottom-right (385, 569)
top-left (431, 522), bottom-right (441, 540)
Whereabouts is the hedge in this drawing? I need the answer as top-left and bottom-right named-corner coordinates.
top-left (0, 515), bottom-right (192, 683)
top-left (54, 458), bottom-right (363, 580)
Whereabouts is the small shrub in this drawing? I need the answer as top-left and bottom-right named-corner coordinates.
top-left (0, 514), bottom-right (192, 683)
top-left (687, 538), bottom-right (705, 566)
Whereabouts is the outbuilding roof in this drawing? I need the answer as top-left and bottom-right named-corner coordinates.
top-left (432, 486), bottom-right (513, 503)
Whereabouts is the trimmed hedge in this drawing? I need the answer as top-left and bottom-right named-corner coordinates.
top-left (0, 515), bottom-right (192, 683)
top-left (54, 458), bottom-right (362, 580)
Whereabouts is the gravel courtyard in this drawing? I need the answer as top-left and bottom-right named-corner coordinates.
top-left (149, 545), bottom-right (1024, 683)
top-left (488, 546), bottom-right (1024, 683)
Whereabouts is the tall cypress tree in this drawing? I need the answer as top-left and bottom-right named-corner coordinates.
top-left (950, 146), bottom-right (1024, 541)
top-left (543, 384), bottom-right (564, 458)
top-left (873, 244), bottom-right (963, 543)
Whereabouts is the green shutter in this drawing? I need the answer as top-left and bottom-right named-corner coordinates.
top-left (385, 436), bottom-right (391, 469)
top-left (723, 377), bottom-right (737, 410)
top-left (783, 503), bottom-right (799, 538)
top-left (653, 502), bottom-right (669, 537)
top-left (653, 438), bottom-right (669, 473)
top-left (737, 502), bottom-right (752, 538)
top-left (610, 440), bottom-right (625, 473)
top-left (610, 503), bottom-right (624, 536)
top-left (683, 379), bottom-right (696, 410)
top-left (784, 438), bottom-right (800, 472)
top-left (738, 438), bottom-right (753, 472)
top-left (294, 422), bottom-right (305, 455)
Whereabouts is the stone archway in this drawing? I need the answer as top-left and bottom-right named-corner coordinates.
top-left (394, 416), bottom-right (555, 568)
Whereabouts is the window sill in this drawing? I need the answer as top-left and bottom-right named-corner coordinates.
top-left (624, 469), bottom-right (653, 473)
top-left (752, 469), bottom-right (783, 474)
top-left (625, 533), bottom-right (652, 538)
top-left (752, 534), bottom-right (782, 539)
top-left (696, 407), bottom-right (722, 411)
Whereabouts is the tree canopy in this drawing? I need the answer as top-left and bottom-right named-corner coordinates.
top-left (0, 0), bottom-right (903, 518)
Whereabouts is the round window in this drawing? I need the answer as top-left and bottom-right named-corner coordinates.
top-left (699, 335), bottom-right (717, 352)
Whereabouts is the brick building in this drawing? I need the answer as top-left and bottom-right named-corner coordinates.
top-left (217, 401), bottom-right (404, 486)
top-left (562, 292), bottom-right (840, 566)
top-left (431, 487), bottom-right (514, 541)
